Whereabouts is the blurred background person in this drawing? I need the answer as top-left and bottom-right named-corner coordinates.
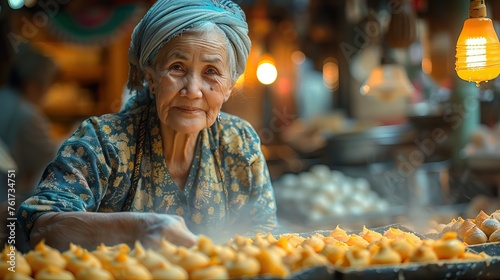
top-left (0, 42), bottom-right (59, 252)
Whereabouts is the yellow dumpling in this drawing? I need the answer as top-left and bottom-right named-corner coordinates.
top-left (302, 236), bottom-right (325, 253)
top-left (383, 227), bottom-right (405, 240)
top-left (0, 246), bottom-right (31, 278)
top-left (281, 247), bottom-right (304, 272)
top-left (150, 264), bottom-right (188, 280)
top-left (157, 239), bottom-right (178, 262)
top-left (138, 249), bottom-right (171, 272)
top-left (320, 243), bottom-right (348, 266)
top-left (25, 240), bottom-right (66, 275)
top-left (296, 245), bottom-right (329, 270)
top-left (278, 234), bottom-right (305, 248)
top-left (227, 253), bottom-right (260, 279)
top-left (346, 234), bottom-right (369, 248)
top-left (4, 272), bottom-right (34, 280)
top-left (174, 248), bottom-right (210, 273)
top-left (62, 243), bottom-right (84, 262)
top-left (91, 244), bottom-right (115, 271)
top-left (370, 241), bottom-right (402, 265)
top-left (359, 226), bottom-right (383, 243)
top-left (273, 237), bottom-right (294, 254)
top-left (341, 246), bottom-right (370, 268)
top-left (330, 225), bottom-right (349, 242)
top-left (196, 235), bottom-right (217, 257)
top-left (252, 234), bottom-right (270, 249)
top-left (35, 266), bottom-right (74, 280)
top-left (238, 244), bottom-right (260, 257)
top-left (76, 267), bottom-right (113, 280)
top-left (130, 240), bottom-right (147, 260)
top-left (402, 232), bottom-right (422, 246)
top-left (66, 249), bottom-right (101, 276)
top-left (107, 250), bottom-right (152, 280)
top-left (432, 232), bottom-right (465, 260)
top-left (254, 248), bottom-right (289, 278)
top-left (213, 245), bottom-right (236, 263)
top-left (407, 245), bottom-right (438, 263)
top-left (389, 238), bottom-right (414, 262)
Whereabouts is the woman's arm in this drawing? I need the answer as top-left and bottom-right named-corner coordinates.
top-left (30, 212), bottom-right (198, 251)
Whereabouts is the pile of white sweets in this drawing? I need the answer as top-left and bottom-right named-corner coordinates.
top-left (274, 165), bottom-right (390, 222)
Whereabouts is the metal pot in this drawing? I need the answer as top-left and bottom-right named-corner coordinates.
top-left (322, 124), bottom-right (416, 166)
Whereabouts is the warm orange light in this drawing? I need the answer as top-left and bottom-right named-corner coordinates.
top-left (455, 1), bottom-right (500, 85)
top-left (322, 58), bottom-right (339, 90)
top-left (235, 73), bottom-right (245, 87)
top-left (360, 64), bottom-right (414, 101)
top-left (256, 56), bottom-right (277, 85)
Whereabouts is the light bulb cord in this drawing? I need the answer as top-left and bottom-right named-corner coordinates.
top-left (469, 0), bottom-right (487, 18)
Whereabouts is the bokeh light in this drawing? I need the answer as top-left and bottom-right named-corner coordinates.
top-left (8, 0), bottom-right (24, 9)
top-left (257, 62), bottom-right (278, 85)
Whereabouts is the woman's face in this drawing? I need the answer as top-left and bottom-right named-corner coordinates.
top-left (147, 30), bottom-right (233, 134)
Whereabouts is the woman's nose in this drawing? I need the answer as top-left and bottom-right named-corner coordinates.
top-left (182, 73), bottom-right (203, 98)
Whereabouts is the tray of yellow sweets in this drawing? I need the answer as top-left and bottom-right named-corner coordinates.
top-left (1, 223), bottom-right (498, 280)
top-left (275, 224), bottom-right (497, 280)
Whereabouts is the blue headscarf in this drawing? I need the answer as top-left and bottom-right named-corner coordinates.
top-left (127, 0), bottom-right (251, 90)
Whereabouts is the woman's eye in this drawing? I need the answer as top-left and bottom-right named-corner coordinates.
top-left (170, 64), bottom-right (183, 71)
top-left (206, 67), bottom-right (218, 75)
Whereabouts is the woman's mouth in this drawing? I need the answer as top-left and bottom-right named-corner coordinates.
top-left (175, 106), bottom-right (202, 114)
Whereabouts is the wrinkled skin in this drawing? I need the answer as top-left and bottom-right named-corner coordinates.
top-left (29, 30), bottom-right (235, 251)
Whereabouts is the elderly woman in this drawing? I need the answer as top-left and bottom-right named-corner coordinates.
top-left (17, 0), bottom-right (277, 251)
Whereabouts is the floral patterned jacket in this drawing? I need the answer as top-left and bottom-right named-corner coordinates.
top-left (17, 91), bottom-right (277, 242)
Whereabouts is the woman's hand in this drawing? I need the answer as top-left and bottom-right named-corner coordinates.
top-left (136, 213), bottom-right (198, 248)
top-left (30, 212), bottom-right (198, 251)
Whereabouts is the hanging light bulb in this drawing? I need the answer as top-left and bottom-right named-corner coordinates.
top-left (455, 0), bottom-right (500, 86)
